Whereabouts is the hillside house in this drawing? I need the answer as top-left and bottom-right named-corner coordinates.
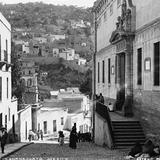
top-left (33, 37), bottom-right (47, 44)
top-left (59, 48), bottom-right (75, 61)
top-left (70, 20), bottom-right (86, 29)
top-left (22, 42), bottom-right (30, 54)
top-left (37, 105), bottom-right (68, 137)
top-left (78, 58), bottom-right (86, 65)
top-left (52, 48), bottom-right (59, 57)
top-left (47, 34), bottom-right (66, 42)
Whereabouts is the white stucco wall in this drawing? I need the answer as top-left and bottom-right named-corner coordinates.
top-left (70, 112), bottom-right (91, 133)
top-left (22, 42), bottom-right (29, 54)
top-left (37, 108), bottom-right (68, 136)
top-left (95, 113), bottom-right (113, 148)
top-left (78, 58), bottom-right (86, 65)
top-left (59, 52), bottom-right (67, 60)
top-left (66, 49), bottom-right (75, 61)
top-left (19, 105), bottom-right (32, 142)
top-left (0, 12), bottom-right (13, 131)
top-left (7, 98), bottom-right (18, 133)
top-left (132, 0), bottom-right (160, 30)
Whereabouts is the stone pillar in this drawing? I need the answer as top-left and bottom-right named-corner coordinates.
top-left (122, 41), bottom-right (133, 117)
top-left (115, 54), bottom-right (123, 110)
top-left (117, 55), bottom-right (121, 87)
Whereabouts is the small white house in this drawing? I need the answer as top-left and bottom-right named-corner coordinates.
top-left (78, 58), bottom-right (86, 65)
top-left (22, 42), bottom-right (29, 54)
top-left (48, 34), bottom-right (66, 42)
top-left (59, 48), bottom-right (75, 61)
top-left (33, 37), bottom-right (47, 43)
top-left (64, 112), bottom-right (91, 133)
top-left (52, 48), bottom-right (59, 57)
top-left (50, 90), bottom-right (59, 99)
top-left (66, 49), bottom-right (75, 61)
top-left (37, 107), bottom-right (68, 137)
top-left (74, 54), bottom-right (80, 60)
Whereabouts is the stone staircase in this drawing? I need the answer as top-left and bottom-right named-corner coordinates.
top-left (112, 121), bottom-right (146, 149)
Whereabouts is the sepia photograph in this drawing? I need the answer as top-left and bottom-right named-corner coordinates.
top-left (0, 0), bottom-right (159, 159)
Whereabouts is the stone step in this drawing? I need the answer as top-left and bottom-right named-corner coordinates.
top-left (114, 135), bottom-right (145, 139)
top-left (114, 138), bottom-right (145, 143)
top-left (113, 125), bottom-right (142, 129)
top-left (114, 141), bottom-right (144, 147)
top-left (114, 132), bottom-right (145, 136)
top-left (112, 120), bottom-right (145, 149)
top-left (113, 128), bottom-right (143, 132)
top-left (112, 121), bottom-right (140, 124)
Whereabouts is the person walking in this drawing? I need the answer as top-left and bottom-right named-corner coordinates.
top-left (69, 123), bottom-right (77, 149)
top-left (0, 127), bottom-right (8, 154)
top-left (28, 130), bottom-right (32, 141)
top-left (58, 131), bottom-right (64, 146)
top-left (40, 130), bottom-right (43, 140)
top-left (37, 130), bottom-right (40, 140)
top-left (99, 93), bottom-right (104, 104)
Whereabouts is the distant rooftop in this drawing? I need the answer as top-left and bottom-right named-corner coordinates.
top-left (42, 98), bottom-right (82, 113)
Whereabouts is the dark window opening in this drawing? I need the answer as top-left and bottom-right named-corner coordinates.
top-left (108, 59), bottom-right (111, 83)
top-left (102, 60), bottom-right (105, 83)
top-left (61, 117), bottom-right (64, 125)
top-left (0, 77), bottom-right (2, 101)
top-left (53, 120), bottom-right (57, 132)
top-left (98, 62), bottom-right (100, 83)
top-left (154, 42), bottom-right (160, 86)
top-left (137, 48), bottom-right (142, 85)
top-left (115, 56), bottom-right (117, 84)
top-left (44, 121), bottom-right (47, 134)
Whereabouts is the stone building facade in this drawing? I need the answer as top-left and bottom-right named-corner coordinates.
top-left (93, 0), bottom-right (160, 140)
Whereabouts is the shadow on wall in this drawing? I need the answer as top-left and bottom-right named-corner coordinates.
top-left (6, 119), bottom-right (19, 144)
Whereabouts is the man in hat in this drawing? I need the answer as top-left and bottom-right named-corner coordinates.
top-left (0, 126), bottom-right (8, 154)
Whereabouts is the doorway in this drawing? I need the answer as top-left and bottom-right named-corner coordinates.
top-left (12, 115), bottom-right (15, 134)
top-left (116, 53), bottom-right (125, 110)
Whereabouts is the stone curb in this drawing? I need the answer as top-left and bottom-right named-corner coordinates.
top-left (1, 142), bottom-right (34, 159)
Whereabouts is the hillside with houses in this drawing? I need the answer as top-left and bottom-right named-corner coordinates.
top-left (0, 2), bottom-right (93, 99)
top-left (0, 2), bottom-right (94, 62)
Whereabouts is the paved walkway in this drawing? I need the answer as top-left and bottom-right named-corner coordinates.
top-left (110, 111), bottom-right (137, 121)
top-left (0, 142), bottom-right (33, 159)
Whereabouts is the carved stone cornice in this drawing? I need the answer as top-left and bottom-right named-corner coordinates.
top-left (110, 30), bottom-right (134, 45)
top-left (109, 0), bottom-right (136, 45)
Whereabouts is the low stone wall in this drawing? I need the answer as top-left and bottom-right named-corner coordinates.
top-left (133, 89), bottom-right (160, 144)
top-left (95, 113), bottom-right (113, 148)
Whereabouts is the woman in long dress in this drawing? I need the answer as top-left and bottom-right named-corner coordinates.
top-left (69, 124), bottom-right (77, 149)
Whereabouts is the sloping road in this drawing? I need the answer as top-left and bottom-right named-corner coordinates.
top-left (5, 142), bottom-right (128, 160)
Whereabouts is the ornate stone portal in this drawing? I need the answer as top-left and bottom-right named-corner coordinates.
top-left (109, 0), bottom-right (135, 117)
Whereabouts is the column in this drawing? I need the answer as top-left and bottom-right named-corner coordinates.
top-left (122, 42), bottom-right (133, 117)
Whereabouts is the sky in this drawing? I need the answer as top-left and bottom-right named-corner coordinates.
top-left (0, 0), bottom-right (95, 8)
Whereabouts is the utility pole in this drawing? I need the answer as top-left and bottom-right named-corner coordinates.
top-left (92, 10), bottom-right (97, 142)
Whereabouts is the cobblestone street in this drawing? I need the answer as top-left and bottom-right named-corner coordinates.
top-left (4, 142), bottom-right (128, 160)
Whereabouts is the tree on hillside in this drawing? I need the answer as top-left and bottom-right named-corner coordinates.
top-left (11, 41), bottom-right (25, 104)
top-left (79, 69), bottom-right (92, 98)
